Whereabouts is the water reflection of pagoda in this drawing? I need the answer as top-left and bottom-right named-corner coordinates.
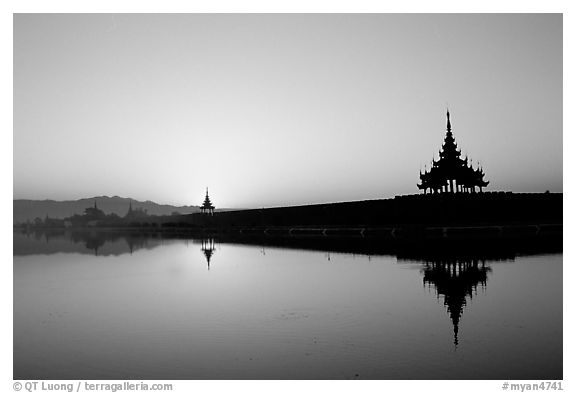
top-left (125, 235), bottom-right (149, 254)
top-left (70, 231), bottom-right (105, 255)
top-left (418, 110), bottom-right (489, 194)
top-left (200, 238), bottom-right (216, 270)
top-left (422, 258), bottom-right (491, 346)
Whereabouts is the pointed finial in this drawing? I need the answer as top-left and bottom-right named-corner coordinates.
top-left (446, 108), bottom-right (452, 131)
top-left (454, 323), bottom-right (459, 347)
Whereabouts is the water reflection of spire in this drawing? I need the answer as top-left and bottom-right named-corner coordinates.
top-left (201, 238), bottom-right (216, 270)
top-left (124, 236), bottom-right (148, 255)
top-left (421, 257), bottom-right (492, 347)
top-left (83, 236), bottom-right (105, 256)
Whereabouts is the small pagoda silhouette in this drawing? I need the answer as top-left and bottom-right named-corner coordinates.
top-left (418, 110), bottom-right (489, 194)
top-left (200, 187), bottom-right (215, 215)
top-left (124, 200), bottom-right (148, 220)
top-left (84, 199), bottom-right (105, 219)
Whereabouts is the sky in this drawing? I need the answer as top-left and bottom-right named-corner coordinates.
top-left (13, 13), bottom-right (562, 208)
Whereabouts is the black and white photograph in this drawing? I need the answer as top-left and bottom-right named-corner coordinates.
top-left (9, 8), bottom-right (567, 389)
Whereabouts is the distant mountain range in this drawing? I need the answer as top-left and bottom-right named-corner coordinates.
top-left (13, 196), bottom-right (201, 223)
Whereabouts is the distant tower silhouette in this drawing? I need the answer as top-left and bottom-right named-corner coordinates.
top-left (124, 200), bottom-right (147, 220)
top-left (418, 110), bottom-right (489, 194)
top-left (200, 188), bottom-right (215, 215)
top-left (84, 198), bottom-right (104, 219)
top-left (124, 200), bottom-right (133, 219)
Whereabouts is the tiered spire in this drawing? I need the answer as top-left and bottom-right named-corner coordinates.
top-left (417, 110), bottom-right (489, 194)
top-left (200, 187), bottom-right (215, 215)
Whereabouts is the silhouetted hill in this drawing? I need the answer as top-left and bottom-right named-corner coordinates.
top-left (13, 196), bottom-right (201, 223)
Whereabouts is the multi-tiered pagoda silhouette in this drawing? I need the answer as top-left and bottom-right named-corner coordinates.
top-left (418, 110), bottom-right (489, 194)
top-left (200, 188), bottom-right (215, 215)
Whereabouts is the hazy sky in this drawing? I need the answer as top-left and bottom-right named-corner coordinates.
top-left (13, 14), bottom-right (562, 208)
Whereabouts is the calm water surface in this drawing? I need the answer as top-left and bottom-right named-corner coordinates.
top-left (13, 231), bottom-right (562, 379)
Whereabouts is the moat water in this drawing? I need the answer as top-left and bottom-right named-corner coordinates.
top-left (13, 231), bottom-right (562, 379)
